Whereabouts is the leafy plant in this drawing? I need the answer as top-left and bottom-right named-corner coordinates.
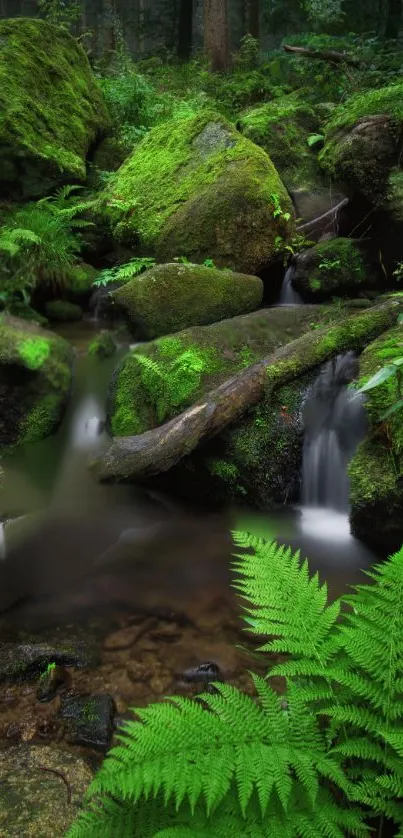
top-left (358, 354), bottom-right (403, 421)
top-left (93, 257), bottom-right (157, 288)
top-left (37, 0), bottom-right (81, 29)
top-left (270, 192), bottom-right (291, 223)
top-left (319, 257), bottom-right (342, 272)
top-left (307, 133), bottom-right (324, 148)
top-left (68, 533), bottom-right (403, 838)
top-left (393, 262), bottom-right (403, 282)
top-left (0, 185), bottom-right (94, 311)
top-left (132, 348), bottom-right (210, 425)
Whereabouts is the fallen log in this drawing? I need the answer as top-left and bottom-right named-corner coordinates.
top-left (91, 300), bottom-right (401, 483)
top-left (283, 43), bottom-right (363, 67)
top-left (296, 197), bottom-right (349, 233)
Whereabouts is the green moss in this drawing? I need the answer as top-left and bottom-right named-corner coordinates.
top-left (0, 316), bottom-right (73, 448)
top-left (96, 110), bottom-right (294, 272)
top-left (45, 300), bottom-right (83, 322)
top-left (323, 82), bottom-right (403, 134)
top-left (0, 18), bottom-right (110, 197)
top-left (67, 263), bottom-right (100, 297)
top-left (18, 338), bottom-right (50, 370)
top-left (107, 303), bottom-right (359, 439)
top-left (88, 331), bottom-right (116, 360)
top-left (113, 262), bottom-right (263, 339)
top-left (294, 238), bottom-right (368, 300)
top-left (238, 95), bottom-right (321, 189)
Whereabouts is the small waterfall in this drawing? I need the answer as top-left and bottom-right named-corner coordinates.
top-left (0, 522), bottom-right (5, 560)
top-left (278, 265), bottom-right (303, 305)
top-left (301, 352), bottom-right (367, 513)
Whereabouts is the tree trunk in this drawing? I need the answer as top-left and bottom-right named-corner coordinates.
top-left (204, 0), bottom-right (230, 71)
top-left (92, 301), bottom-right (400, 484)
top-left (177, 0), bottom-right (193, 59)
top-left (385, 0), bottom-right (402, 38)
top-left (246, 0), bottom-right (260, 39)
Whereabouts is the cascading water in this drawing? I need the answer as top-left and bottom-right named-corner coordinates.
top-left (278, 265), bottom-right (303, 305)
top-left (301, 351), bottom-right (367, 520)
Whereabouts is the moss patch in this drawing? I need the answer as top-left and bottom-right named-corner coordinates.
top-left (0, 316), bottom-right (73, 448)
top-left (45, 300), bottom-right (83, 322)
top-left (0, 17), bottom-right (110, 198)
top-left (238, 95), bottom-right (321, 190)
top-left (96, 110), bottom-right (294, 273)
top-left (113, 262), bottom-right (263, 339)
top-left (293, 238), bottom-right (370, 300)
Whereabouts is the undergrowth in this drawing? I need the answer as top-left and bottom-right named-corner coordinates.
top-left (67, 532), bottom-right (403, 837)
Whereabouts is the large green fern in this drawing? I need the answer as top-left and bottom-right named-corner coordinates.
top-left (0, 185), bottom-right (94, 310)
top-left (67, 534), bottom-right (403, 837)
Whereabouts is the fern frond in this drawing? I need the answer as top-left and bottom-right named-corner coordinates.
top-left (232, 531), bottom-right (341, 674)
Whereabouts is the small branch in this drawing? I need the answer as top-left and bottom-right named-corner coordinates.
top-left (296, 197), bottom-right (349, 233)
top-left (283, 43), bottom-right (363, 68)
top-left (38, 765), bottom-right (72, 804)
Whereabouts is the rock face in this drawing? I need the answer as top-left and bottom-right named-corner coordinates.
top-left (238, 95), bottom-right (321, 191)
top-left (292, 238), bottom-right (375, 301)
top-left (96, 110), bottom-right (295, 273)
top-left (319, 84), bottom-right (403, 206)
top-left (0, 316), bottom-right (74, 448)
top-left (0, 18), bottom-right (110, 199)
top-left (349, 324), bottom-right (403, 553)
top-left (113, 262), bottom-right (264, 339)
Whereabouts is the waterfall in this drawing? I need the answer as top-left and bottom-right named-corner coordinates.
top-left (278, 265), bottom-right (303, 305)
top-left (301, 352), bottom-right (367, 513)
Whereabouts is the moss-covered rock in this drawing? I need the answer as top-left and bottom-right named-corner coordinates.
top-left (66, 262), bottom-right (100, 300)
top-left (112, 262), bottom-right (264, 339)
top-left (45, 300), bottom-right (83, 322)
top-left (319, 84), bottom-right (403, 205)
top-left (95, 110), bottom-right (295, 274)
top-left (238, 96), bottom-right (321, 191)
top-left (106, 300), bottom-right (401, 505)
top-left (0, 18), bottom-right (110, 199)
top-left (349, 325), bottom-right (403, 552)
top-left (88, 330), bottom-right (117, 360)
top-left (0, 316), bottom-right (74, 448)
top-left (106, 301), bottom-right (368, 438)
top-left (292, 238), bottom-right (373, 300)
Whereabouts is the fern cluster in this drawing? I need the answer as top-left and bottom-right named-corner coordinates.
top-left (132, 348), bottom-right (208, 425)
top-left (0, 185), bottom-right (93, 311)
top-left (67, 534), bottom-right (403, 837)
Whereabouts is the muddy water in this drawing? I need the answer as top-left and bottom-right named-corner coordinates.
top-left (0, 321), bottom-right (379, 752)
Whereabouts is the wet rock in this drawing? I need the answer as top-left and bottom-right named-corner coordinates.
top-left (59, 692), bottom-right (116, 750)
top-left (0, 744), bottom-right (92, 836)
top-left (36, 664), bottom-right (71, 703)
top-left (149, 620), bottom-right (182, 643)
top-left (103, 618), bottom-right (156, 651)
top-left (180, 661), bottom-right (222, 685)
top-left (87, 330), bottom-right (117, 360)
top-left (0, 636), bottom-right (100, 683)
top-left (126, 661), bottom-right (154, 683)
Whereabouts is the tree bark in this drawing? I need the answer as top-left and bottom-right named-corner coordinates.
top-left (177, 0), bottom-right (193, 59)
top-left (283, 43), bottom-right (363, 67)
top-left (92, 301), bottom-right (400, 483)
top-left (385, 0), bottom-right (402, 38)
top-left (204, 0), bottom-right (230, 72)
top-left (246, 0), bottom-right (260, 39)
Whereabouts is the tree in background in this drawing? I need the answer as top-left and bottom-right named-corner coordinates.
top-left (178, 0), bottom-right (193, 59)
top-left (204, 0), bottom-right (230, 71)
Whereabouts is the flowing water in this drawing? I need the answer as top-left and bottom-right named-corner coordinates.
top-left (278, 265), bottom-right (303, 305)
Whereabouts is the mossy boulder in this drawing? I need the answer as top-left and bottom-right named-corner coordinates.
top-left (0, 316), bottom-right (74, 448)
top-left (319, 84), bottom-right (403, 205)
top-left (106, 301), bottom-right (374, 440)
top-left (0, 18), bottom-right (110, 199)
top-left (112, 262), bottom-right (264, 339)
top-left (238, 96), bottom-right (321, 191)
top-left (292, 238), bottom-right (373, 301)
top-left (95, 110), bottom-right (295, 274)
top-left (66, 262), bottom-right (100, 300)
top-left (88, 331), bottom-right (117, 360)
top-left (349, 325), bottom-right (403, 553)
top-left (45, 300), bottom-right (83, 322)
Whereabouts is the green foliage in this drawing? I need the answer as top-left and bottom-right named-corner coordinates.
top-left (318, 257), bottom-right (342, 272)
top-left (270, 193), bottom-right (292, 223)
top-left (132, 347), bottom-right (210, 425)
top-left (98, 69), bottom-right (170, 145)
top-left (37, 0), bottom-right (81, 29)
top-left (232, 35), bottom-right (261, 70)
top-left (68, 532), bottom-right (403, 837)
top-left (358, 355), bottom-right (403, 421)
top-left (0, 185), bottom-right (93, 311)
top-left (18, 338), bottom-right (50, 370)
top-left (307, 133), bottom-right (324, 148)
top-left (93, 257), bottom-right (157, 288)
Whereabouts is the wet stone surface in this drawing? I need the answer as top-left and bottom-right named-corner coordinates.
top-left (59, 693), bottom-right (116, 750)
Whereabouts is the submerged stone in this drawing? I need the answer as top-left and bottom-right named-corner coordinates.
top-left (113, 261), bottom-right (264, 339)
top-left (45, 300), bottom-right (83, 322)
top-left (95, 109), bottom-right (295, 274)
top-left (59, 692), bottom-right (116, 750)
top-left (0, 316), bottom-right (74, 449)
top-left (0, 636), bottom-right (99, 683)
top-left (0, 18), bottom-right (110, 199)
top-left (292, 238), bottom-right (375, 301)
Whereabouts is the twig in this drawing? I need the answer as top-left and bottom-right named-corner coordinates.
top-left (296, 197), bottom-right (349, 232)
top-left (37, 765), bottom-right (72, 804)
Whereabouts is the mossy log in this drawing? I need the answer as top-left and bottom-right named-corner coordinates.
top-left (283, 44), bottom-right (363, 67)
top-left (92, 300), bottom-right (401, 482)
